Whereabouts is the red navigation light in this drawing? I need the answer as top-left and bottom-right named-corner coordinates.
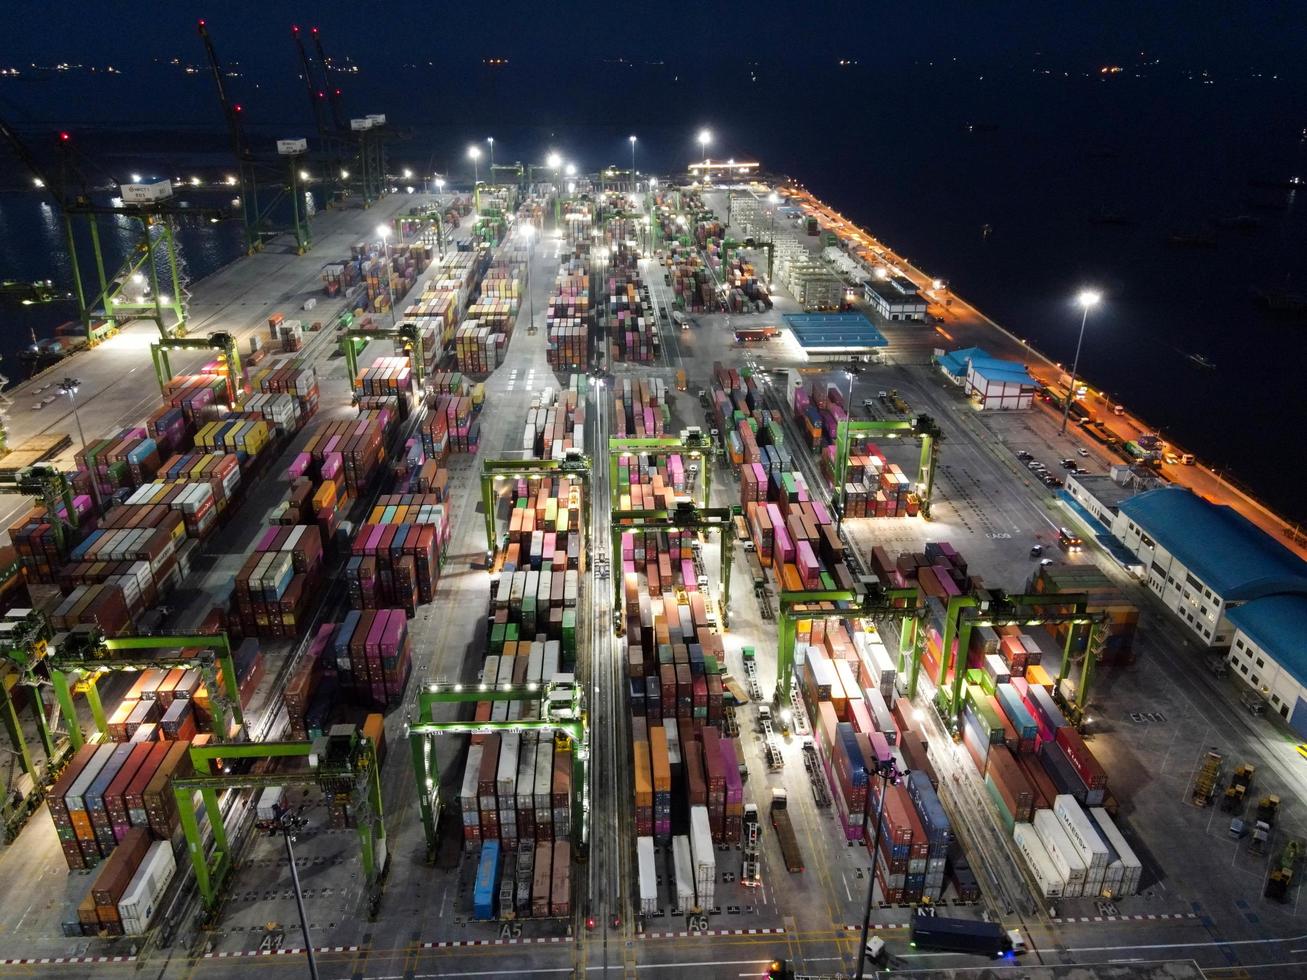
top-left (311, 26), bottom-right (320, 35)
top-left (291, 24), bottom-right (300, 33)
top-left (317, 91), bottom-right (325, 98)
top-left (198, 19), bottom-right (206, 27)
top-left (334, 89), bottom-right (341, 96)
top-left (234, 104), bottom-right (243, 113)
top-left (59, 132), bottom-right (70, 141)
top-left (585, 917), bottom-right (596, 930)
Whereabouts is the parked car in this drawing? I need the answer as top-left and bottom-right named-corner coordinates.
top-left (1077, 448), bottom-right (1090, 458)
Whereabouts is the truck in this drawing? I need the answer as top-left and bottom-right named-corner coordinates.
top-left (741, 804), bottom-right (761, 887)
top-left (637, 836), bottom-right (659, 917)
top-left (908, 909), bottom-right (1015, 957)
top-left (770, 788), bottom-right (804, 873)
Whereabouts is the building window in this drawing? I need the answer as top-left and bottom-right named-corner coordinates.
top-left (1250, 673), bottom-right (1259, 685)
top-left (1203, 628), bottom-right (1211, 639)
top-left (1240, 664), bottom-right (1249, 675)
top-left (1256, 658), bottom-right (1265, 669)
top-left (1272, 694), bottom-right (1281, 705)
top-left (1235, 638), bottom-right (1244, 650)
top-left (1282, 705), bottom-right (1290, 719)
top-left (1200, 606), bottom-right (1208, 617)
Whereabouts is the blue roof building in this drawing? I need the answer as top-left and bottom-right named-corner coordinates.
top-left (937, 346), bottom-right (1037, 410)
top-left (1110, 486), bottom-right (1307, 732)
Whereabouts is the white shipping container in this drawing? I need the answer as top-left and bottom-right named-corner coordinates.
top-left (1054, 795), bottom-right (1109, 871)
top-left (689, 806), bottom-right (716, 911)
top-left (1090, 808), bottom-right (1143, 896)
top-left (117, 840), bottom-right (177, 936)
top-left (256, 786), bottom-right (285, 822)
top-left (672, 835), bottom-right (696, 910)
top-left (637, 836), bottom-right (659, 916)
top-left (1033, 809), bottom-right (1087, 885)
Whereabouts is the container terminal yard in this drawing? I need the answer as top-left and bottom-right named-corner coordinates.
top-left (0, 127), bottom-right (1306, 980)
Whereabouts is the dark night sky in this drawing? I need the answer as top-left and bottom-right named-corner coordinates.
top-left (1, 1), bottom-right (1302, 74)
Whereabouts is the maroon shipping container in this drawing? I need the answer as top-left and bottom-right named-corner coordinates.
top-left (550, 840), bottom-right (571, 917)
top-left (48, 745), bottom-right (99, 833)
top-left (1015, 752), bottom-right (1058, 810)
top-left (90, 826), bottom-right (150, 906)
top-left (986, 745), bottom-right (1035, 823)
top-left (1055, 726), bottom-right (1107, 790)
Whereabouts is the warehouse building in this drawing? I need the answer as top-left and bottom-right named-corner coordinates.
top-left (1226, 595), bottom-right (1307, 730)
top-left (864, 276), bottom-right (927, 321)
top-left (937, 346), bottom-right (1038, 410)
top-left (1111, 487), bottom-right (1307, 647)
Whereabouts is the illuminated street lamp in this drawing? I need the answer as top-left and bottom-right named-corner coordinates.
top-left (1060, 289), bottom-right (1102, 435)
top-left (487, 136), bottom-right (495, 172)
top-left (856, 759), bottom-right (904, 980)
top-left (629, 134), bottom-right (637, 185)
top-left (522, 223), bottom-right (536, 335)
top-left (697, 128), bottom-right (711, 165)
top-left (376, 224), bottom-right (397, 327)
top-left (467, 144), bottom-right (481, 186)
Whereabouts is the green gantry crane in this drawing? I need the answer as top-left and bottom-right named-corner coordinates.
top-left (831, 415), bottom-right (943, 519)
top-left (776, 584), bottom-right (928, 704)
top-left (610, 501), bottom-right (739, 629)
top-left (0, 117), bottom-right (230, 343)
top-left (0, 607), bottom-right (75, 840)
top-left (174, 725), bottom-right (387, 915)
top-left (151, 331), bottom-right (244, 406)
top-left (0, 465), bottom-right (79, 554)
top-left (480, 452), bottom-right (592, 559)
top-left (50, 625), bottom-right (245, 749)
top-left (608, 427), bottom-right (716, 512)
top-left (407, 679), bottom-right (590, 862)
top-left (340, 322), bottom-right (427, 390)
top-left (933, 592), bottom-right (1106, 729)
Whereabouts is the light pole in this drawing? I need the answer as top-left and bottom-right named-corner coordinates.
top-left (1060, 289), bottom-right (1101, 435)
top-left (522, 223), bottom-right (536, 334)
top-left (59, 377), bottom-right (102, 514)
top-left (433, 178), bottom-right (447, 255)
top-left (547, 151), bottom-right (563, 227)
top-left (276, 808), bottom-right (320, 980)
top-left (767, 191), bottom-right (780, 285)
top-left (697, 129), bottom-right (711, 168)
top-left (467, 145), bottom-right (481, 187)
top-left (629, 135), bottom-right (637, 188)
top-left (856, 759), bottom-right (903, 980)
top-left (376, 224), bottom-right (397, 327)
top-left (487, 136), bottom-right (495, 174)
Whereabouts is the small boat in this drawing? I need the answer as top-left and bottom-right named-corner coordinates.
top-left (1211, 214), bottom-right (1261, 230)
top-left (1090, 210), bottom-right (1134, 226)
top-left (1188, 352), bottom-right (1216, 370)
top-left (1252, 287), bottom-right (1307, 315)
top-left (1248, 176), bottom-right (1303, 191)
top-left (1166, 231), bottom-right (1217, 247)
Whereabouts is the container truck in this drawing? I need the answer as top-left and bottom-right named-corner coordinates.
top-left (909, 909), bottom-right (1017, 957)
top-left (689, 805), bottom-right (717, 911)
top-left (637, 836), bottom-right (659, 917)
top-left (473, 841), bottom-right (500, 920)
top-left (770, 788), bottom-right (804, 873)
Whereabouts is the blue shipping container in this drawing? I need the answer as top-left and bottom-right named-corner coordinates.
top-left (995, 684), bottom-right (1038, 741)
top-left (473, 841), bottom-right (501, 920)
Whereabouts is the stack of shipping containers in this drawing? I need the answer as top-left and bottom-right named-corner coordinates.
top-left (871, 542), bottom-right (1143, 899)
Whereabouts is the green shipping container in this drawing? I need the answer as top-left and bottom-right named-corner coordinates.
top-left (984, 773), bottom-right (1015, 833)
